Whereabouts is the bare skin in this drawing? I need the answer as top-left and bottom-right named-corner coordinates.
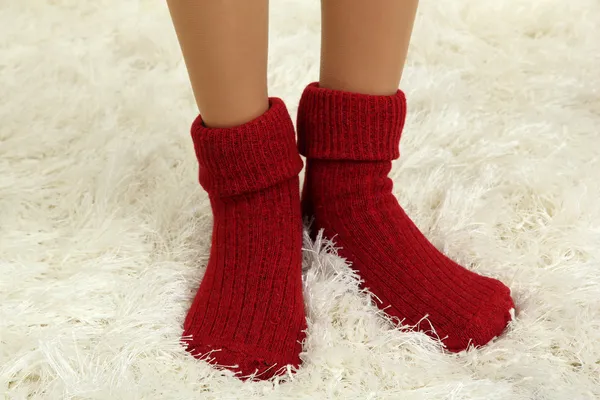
top-left (320, 0), bottom-right (419, 95)
top-left (167, 0), bottom-right (419, 126)
top-left (166, 0), bottom-right (269, 128)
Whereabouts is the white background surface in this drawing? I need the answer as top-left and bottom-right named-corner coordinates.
top-left (1, 0), bottom-right (599, 398)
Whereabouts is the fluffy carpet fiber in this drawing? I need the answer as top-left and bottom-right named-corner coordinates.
top-left (1, 0), bottom-right (600, 398)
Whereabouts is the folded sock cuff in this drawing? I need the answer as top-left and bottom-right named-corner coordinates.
top-left (297, 82), bottom-right (407, 161)
top-left (191, 98), bottom-right (303, 197)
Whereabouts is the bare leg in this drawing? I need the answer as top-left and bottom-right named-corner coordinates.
top-left (166, 0), bottom-right (269, 128)
top-left (320, 0), bottom-right (418, 95)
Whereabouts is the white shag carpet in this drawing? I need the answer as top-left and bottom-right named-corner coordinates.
top-left (2, 0), bottom-right (600, 398)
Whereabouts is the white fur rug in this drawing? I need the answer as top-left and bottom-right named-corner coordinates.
top-left (2, 0), bottom-right (600, 398)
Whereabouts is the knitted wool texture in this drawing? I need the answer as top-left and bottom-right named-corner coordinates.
top-left (298, 83), bottom-right (514, 351)
top-left (183, 98), bottom-right (306, 379)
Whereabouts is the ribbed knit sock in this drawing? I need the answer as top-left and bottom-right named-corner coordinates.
top-left (297, 83), bottom-right (514, 352)
top-left (183, 98), bottom-right (306, 379)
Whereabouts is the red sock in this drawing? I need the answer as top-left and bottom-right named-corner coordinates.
top-left (297, 83), bottom-right (514, 351)
top-left (183, 98), bottom-right (306, 379)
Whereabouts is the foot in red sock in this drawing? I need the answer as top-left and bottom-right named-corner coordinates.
top-left (183, 99), bottom-right (306, 379)
top-left (297, 83), bottom-right (514, 352)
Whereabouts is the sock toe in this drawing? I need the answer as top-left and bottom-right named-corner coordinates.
top-left (442, 286), bottom-right (514, 352)
top-left (184, 334), bottom-right (304, 380)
